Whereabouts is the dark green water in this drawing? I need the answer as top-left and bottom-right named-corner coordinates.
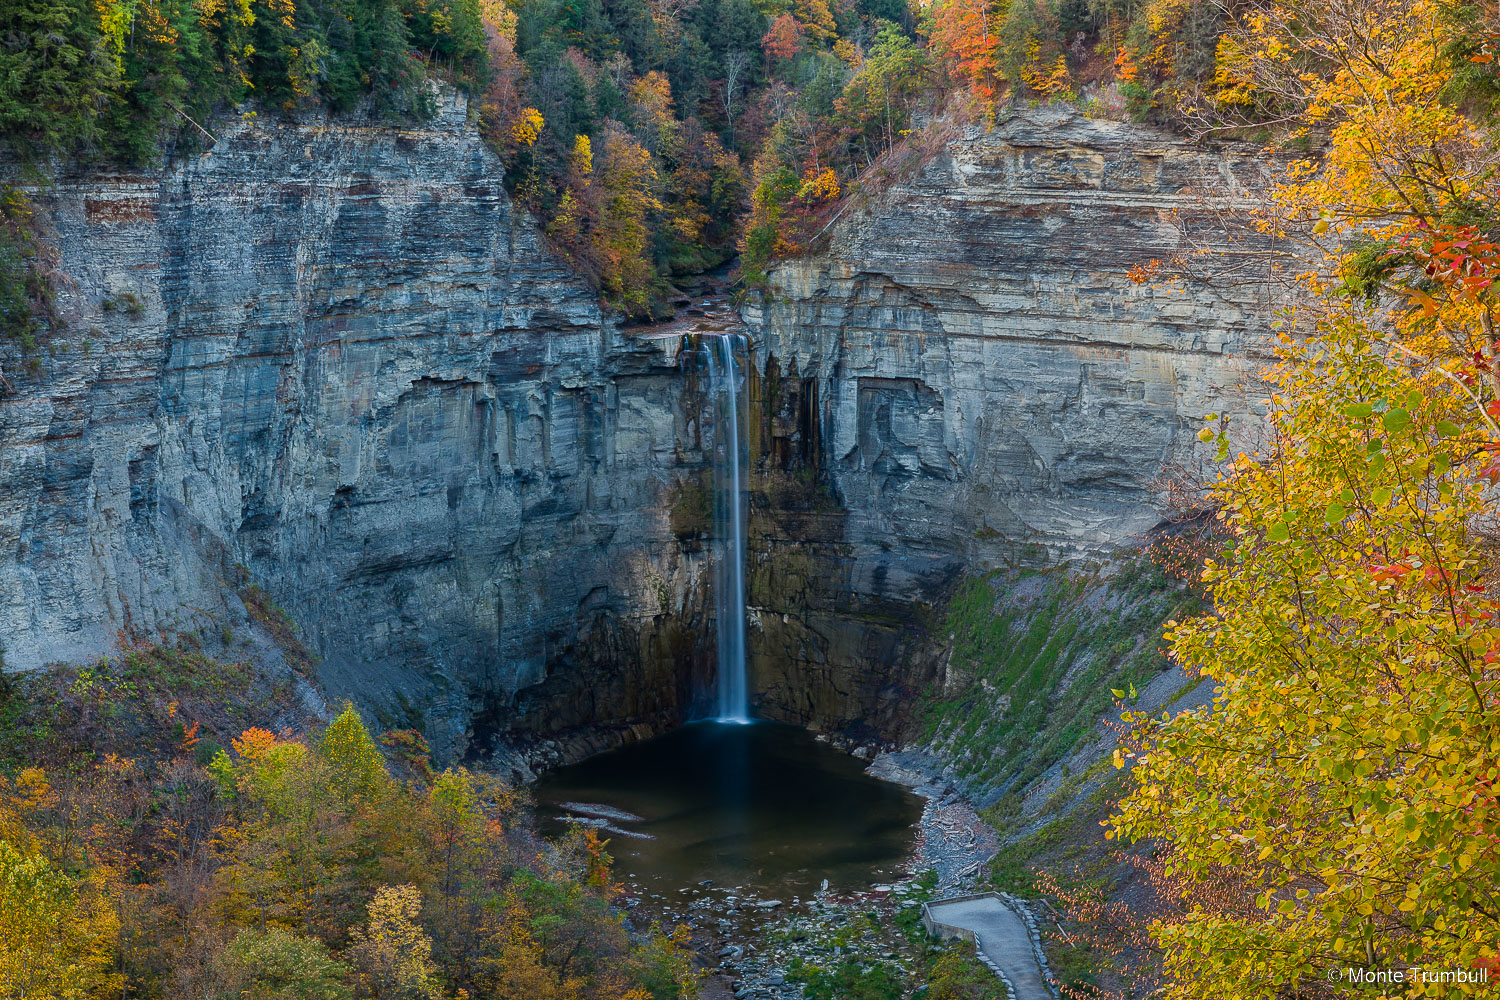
top-left (533, 722), bottom-right (924, 898)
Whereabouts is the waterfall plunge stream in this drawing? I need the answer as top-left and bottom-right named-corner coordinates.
top-left (701, 333), bottom-right (751, 723)
top-left (533, 321), bottom-right (922, 905)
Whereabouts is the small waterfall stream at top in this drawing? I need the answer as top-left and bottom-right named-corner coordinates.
top-left (700, 332), bottom-right (751, 723)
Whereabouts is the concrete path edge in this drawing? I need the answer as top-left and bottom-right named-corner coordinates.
top-left (920, 891), bottom-right (1062, 1000)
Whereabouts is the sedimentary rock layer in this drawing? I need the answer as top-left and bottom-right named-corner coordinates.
top-left (740, 106), bottom-right (1280, 730)
top-left (0, 101), bottom-right (1281, 755)
top-left (0, 95), bottom-right (710, 758)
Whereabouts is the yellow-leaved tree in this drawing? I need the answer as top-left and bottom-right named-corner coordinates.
top-left (348, 884), bottom-right (446, 1000)
top-left (212, 707), bottom-right (403, 936)
top-left (594, 122), bottom-right (663, 316)
top-left (1110, 0), bottom-right (1500, 995)
top-left (1111, 316), bottom-right (1500, 994)
top-left (0, 839), bottom-right (121, 1000)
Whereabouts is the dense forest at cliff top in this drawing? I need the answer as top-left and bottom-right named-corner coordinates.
top-left (0, 0), bottom-right (1383, 322)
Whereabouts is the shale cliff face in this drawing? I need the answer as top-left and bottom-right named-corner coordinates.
top-left (0, 95), bottom-right (713, 758)
top-left (1, 100), bottom-right (1276, 757)
top-left (740, 106), bottom-right (1278, 732)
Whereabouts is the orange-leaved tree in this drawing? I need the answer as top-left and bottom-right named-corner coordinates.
top-left (922, 0), bottom-right (1002, 99)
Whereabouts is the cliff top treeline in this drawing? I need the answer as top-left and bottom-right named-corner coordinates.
top-left (0, 0), bottom-right (489, 164)
top-left (9, 0), bottom-right (1461, 322)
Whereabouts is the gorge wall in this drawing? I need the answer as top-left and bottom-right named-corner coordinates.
top-left (739, 105), bottom-right (1280, 733)
top-left (0, 100), bottom-right (1278, 759)
top-left (0, 94), bottom-right (717, 760)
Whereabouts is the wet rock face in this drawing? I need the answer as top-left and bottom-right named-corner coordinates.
top-left (740, 106), bottom-right (1279, 730)
top-left (742, 356), bottom-right (942, 735)
top-left (0, 94), bottom-right (712, 759)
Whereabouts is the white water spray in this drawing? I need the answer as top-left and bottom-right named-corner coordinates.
top-left (701, 333), bottom-right (751, 723)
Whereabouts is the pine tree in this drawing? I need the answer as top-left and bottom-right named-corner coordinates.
top-left (0, 0), bottom-right (119, 159)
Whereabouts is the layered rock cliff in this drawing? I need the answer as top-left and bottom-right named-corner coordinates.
top-left (0, 94), bottom-right (716, 759)
top-left (739, 105), bottom-right (1280, 733)
top-left (1, 100), bottom-right (1278, 759)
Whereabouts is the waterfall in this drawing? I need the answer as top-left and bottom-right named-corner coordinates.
top-left (701, 333), bottom-right (751, 724)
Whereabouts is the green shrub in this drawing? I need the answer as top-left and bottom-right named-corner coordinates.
top-left (926, 942), bottom-right (1006, 1000)
top-left (0, 188), bottom-right (55, 355)
top-left (210, 928), bottom-right (353, 1000)
top-left (787, 956), bottom-right (903, 1000)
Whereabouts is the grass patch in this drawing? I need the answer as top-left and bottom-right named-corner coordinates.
top-left (923, 940), bottom-right (1008, 999)
top-left (0, 636), bottom-right (300, 776)
top-left (983, 817), bottom-right (1070, 897)
top-left (981, 769), bottom-right (1130, 896)
top-left (921, 558), bottom-right (1200, 799)
top-left (786, 955), bottom-right (903, 1000)
top-left (241, 581), bottom-right (318, 675)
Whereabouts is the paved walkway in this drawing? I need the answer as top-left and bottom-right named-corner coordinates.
top-left (926, 896), bottom-right (1052, 1000)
